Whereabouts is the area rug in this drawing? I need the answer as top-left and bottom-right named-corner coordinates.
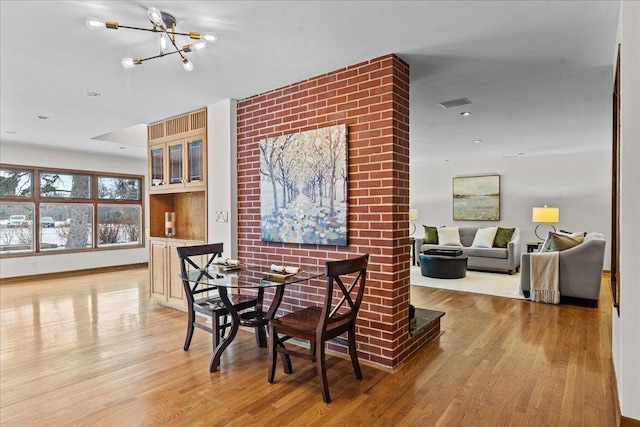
top-left (410, 266), bottom-right (525, 300)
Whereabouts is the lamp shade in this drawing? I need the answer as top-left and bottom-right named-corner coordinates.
top-left (409, 209), bottom-right (419, 221)
top-left (532, 206), bottom-right (559, 223)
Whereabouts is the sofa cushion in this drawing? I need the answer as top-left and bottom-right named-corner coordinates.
top-left (493, 227), bottom-right (515, 248)
top-left (471, 226), bottom-right (498, 248)
top-left (423, 225), bottom-right (438, 244)
top-left (464, 247), bottom-right (508, 259)
top-left (437, 226), bottom-right (462, 246)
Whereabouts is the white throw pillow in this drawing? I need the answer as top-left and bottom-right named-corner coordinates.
top-left (437, 226), bottom-right (462, 246)
top-left (471, 226), bottom-right (498, 248)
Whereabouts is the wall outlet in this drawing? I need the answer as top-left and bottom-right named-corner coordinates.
top-left (26, 261), bottom-right (36, 267)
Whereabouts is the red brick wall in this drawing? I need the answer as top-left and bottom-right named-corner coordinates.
top-left (237, 54), bottom-right (428, 368)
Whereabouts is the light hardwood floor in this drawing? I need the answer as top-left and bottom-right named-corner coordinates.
top-left (0, 268), bottom-right (617, 426)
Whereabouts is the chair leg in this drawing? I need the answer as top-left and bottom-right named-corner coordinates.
top-left (309, 341), bottom-right (317, 362)
top-left (316, 341), bottom-right (331, 403)
top-left (184, 309), bottom-right (195, 351)
top-left (267, 325), bottom-right (277, 383)
top-left (348, 327), bottom-right (363, 380)
top-left (280, 342), bottom-right (293, 374)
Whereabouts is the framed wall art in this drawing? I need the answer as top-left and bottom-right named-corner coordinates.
top-left (453, 175), bottom-right (500, 221)
top-left (260, 124), bottom-right (348, 246)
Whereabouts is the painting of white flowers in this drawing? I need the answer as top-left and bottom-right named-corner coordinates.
top-left (260, 124), bottom-right (348, 246)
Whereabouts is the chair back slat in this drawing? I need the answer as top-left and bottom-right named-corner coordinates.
top-left (177, 243), bottom-right (224, 301)
top-left (320, 254), bottom-right (369, 333)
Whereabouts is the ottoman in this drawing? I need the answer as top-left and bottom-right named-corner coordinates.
top-left (419, 253), bottom-right (468, 279)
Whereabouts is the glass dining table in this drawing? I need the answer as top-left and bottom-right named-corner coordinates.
top-left (180, 261), bottom-right (324, 372)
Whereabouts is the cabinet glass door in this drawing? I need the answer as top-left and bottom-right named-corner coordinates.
top-left (150, 147), bottom-right (164, 187)
top-left (168, 143), bottom-right (183, 184)
top-left (187, 139), bottom-right (203, 182)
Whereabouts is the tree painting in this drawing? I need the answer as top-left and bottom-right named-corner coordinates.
top-left (260, 124), bottom-right (348, 246)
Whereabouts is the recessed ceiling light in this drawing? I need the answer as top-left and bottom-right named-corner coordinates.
top-left (461, 112), bottom-right (471, 117)
top-left (37, 115), bottom-right (49, 120)
top-left (473, 139), bottom-right (482, 143)
top-left (86, 91), bottom-right (101, 97)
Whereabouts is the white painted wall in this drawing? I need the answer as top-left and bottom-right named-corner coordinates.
top-left (410, 149), bottom-right (611, 268)
top-left (0, 143), bottom-right (148, 278)
top-left (207, 100), bottom-right (238, 258)
top-left (612, 0), bottom-right (640, 420)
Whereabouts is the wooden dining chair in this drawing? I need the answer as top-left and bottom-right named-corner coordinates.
top-left (177, 243), bottom-right (263, 371)
top-left (267, 253), bottom-right (369, 403)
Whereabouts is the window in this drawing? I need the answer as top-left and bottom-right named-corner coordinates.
top-left (1, 164), bottom-right (143, 256)
top-left (97, 204), bottom-right (141, 247)
top-left (97, 176), bottom-right (141, 200)
top-left (40, 172), bottom-right (91, 198)
top-left (39, 203), bottom-right (93, 251)
top-left (0, 168), bottom-right (33, 197)
top-left (0, 203), bottom-right (34, 254)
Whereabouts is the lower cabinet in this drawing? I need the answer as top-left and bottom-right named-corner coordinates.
top-left (150, 237), bottom-right (204, 311)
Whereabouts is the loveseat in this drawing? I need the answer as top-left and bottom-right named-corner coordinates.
top-left (415, 226), bottom-right (521, 274)
top-left (520, 232), bottom-right (606, 307)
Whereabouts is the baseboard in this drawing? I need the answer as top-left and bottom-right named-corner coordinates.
top-left (621, 416), bottom-right (640, 427)
top-left (0, 263), bottom-right (148, 284)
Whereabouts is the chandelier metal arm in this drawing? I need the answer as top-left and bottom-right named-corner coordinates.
top-left (114, 25), bottom-right (200, 39)
top-left (139, 48), bottom-right (187, 63)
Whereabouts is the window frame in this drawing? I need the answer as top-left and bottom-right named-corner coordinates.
top-left (1, 163), bottom-right (144, 258)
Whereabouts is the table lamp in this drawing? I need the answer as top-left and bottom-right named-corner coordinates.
top-left (532, 205), bottom-right (559, 240)
top-left (409, 209), bottom-right (419, 236)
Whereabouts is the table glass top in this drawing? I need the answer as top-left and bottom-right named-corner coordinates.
top-left (181, 261), bottom-right (324, 289)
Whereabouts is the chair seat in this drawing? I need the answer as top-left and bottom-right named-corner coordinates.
top-left (271, 306), bottom-right (351, 338)
top-left (273, 306), bottom-right (322, 331)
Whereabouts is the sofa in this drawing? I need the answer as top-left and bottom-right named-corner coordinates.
top-left (520, 232), bottom-right (606, 307)
top-left (415, 226), bottom-right (521, 274)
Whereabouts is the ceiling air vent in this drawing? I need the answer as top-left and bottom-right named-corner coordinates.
top-left (438, 97), bottom-right (472, 109)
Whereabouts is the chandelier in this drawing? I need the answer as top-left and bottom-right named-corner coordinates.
top-left (86, 7), bottom-right (217, 71)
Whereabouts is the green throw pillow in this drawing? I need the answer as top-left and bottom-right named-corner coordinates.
top-left (493, 227), bottom-right (515, 248)
top-left (423, 225), bottom-right (438, 244)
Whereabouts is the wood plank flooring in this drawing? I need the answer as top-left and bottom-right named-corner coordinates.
top-left (0, 268), bottom-right (618, 426)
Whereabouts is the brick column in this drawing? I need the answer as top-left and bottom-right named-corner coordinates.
top-left (237, 54), bottom-right (429, 368)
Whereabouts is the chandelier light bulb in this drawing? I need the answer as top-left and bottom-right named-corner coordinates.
top-left (122, 58), bottom-right (140, 69)
top-left (86, 17), bottom-right (106, 30)
top-left (191, 40), bottom-right (207, 51)
top-left (182, 57), bottom-right (193, 71)
top-left (202, 32), bottom-right (218, 43)
top-left (147, 7), bottom-right (164, 26)
top-left (159, 32), bottom-right (168, 53)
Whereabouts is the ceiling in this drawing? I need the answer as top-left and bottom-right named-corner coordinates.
top-left (0, 1), bottom-right (620, 163)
